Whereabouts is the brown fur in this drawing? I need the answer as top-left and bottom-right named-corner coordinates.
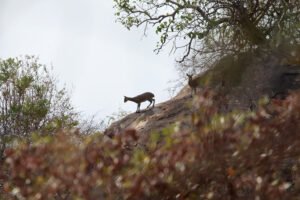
top-left (124, 92), bottom-right (155, 113)
top-left (187, 74), bottom-right (201, 95)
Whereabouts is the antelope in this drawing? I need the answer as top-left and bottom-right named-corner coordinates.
top-left (124, 92), bottom-right (155, 113)
top-left (187, 74), bottom-right (201, 95)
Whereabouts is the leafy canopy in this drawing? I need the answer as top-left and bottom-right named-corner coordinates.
top-left (0, 56), bottom-right (78, 140)
top-left (114, 0), bottom-right (300, 62)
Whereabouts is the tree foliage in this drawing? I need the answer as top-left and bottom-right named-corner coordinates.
top-left (2, 90), bottom-right (300, 199)
top-left (0, 56), bottom-right (78, 152)
top-left (114, 0), bottom-right (300, 63)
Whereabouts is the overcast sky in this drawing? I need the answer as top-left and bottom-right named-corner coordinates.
top-left (0, 0), bottom-right (180, 119)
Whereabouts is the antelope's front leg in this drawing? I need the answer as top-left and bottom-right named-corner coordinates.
top-left (146, 100), bottom-right (152, 108)
top-left (136, 103), bottom-right (141, 113)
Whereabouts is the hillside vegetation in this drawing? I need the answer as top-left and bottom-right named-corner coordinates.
top-left (1, 89), bottom-right (300, 199)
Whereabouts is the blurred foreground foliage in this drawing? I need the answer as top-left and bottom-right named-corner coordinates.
top-left (1, 90), bottom-right (300, 200)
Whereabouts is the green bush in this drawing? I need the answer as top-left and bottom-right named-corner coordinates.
top-left (0, 56), bottom-right (78, 138)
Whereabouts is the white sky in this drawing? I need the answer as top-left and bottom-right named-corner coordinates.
top-left (0, 0), bottom-right (179, 119)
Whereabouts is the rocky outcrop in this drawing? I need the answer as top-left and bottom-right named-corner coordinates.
top-left (104, 51), bottom-right (300, 139)
top-left (104, 95), bottom-right (192, 142)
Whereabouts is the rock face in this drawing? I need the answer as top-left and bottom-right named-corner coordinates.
top-left (104, 95), bottom-right (192, 143)
top-left (104, 51), bottom-right (300, 139)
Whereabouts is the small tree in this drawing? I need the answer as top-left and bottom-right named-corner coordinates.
top-left (0, 56), bottom-right (78, 154)
top-left (114, 0), bottom-right (300, 63)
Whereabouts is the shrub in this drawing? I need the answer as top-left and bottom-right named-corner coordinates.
top-left (0, 56), bottom-right (79, 143)
top-left (2, 91), bottom-right (300, 199)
